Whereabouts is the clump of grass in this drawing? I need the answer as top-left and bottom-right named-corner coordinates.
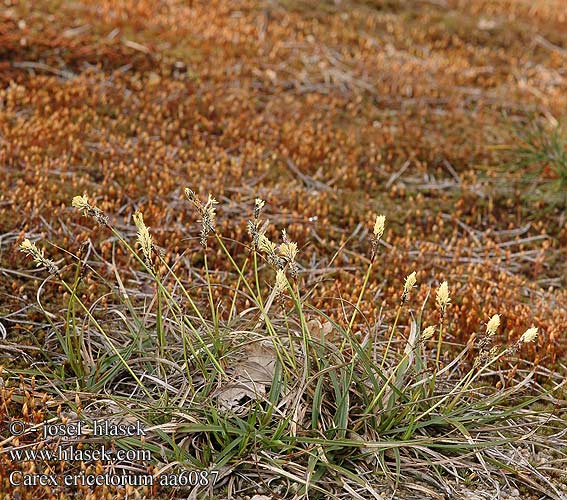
top-left (502, 117), bottom-right (567, 207)
top-left (7, 191), bottom-right (566, 498)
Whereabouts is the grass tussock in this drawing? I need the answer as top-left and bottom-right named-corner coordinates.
top-left (501, 117), bottom-right (567, 207)
top-left (3, 192), bottom-right (566, 499)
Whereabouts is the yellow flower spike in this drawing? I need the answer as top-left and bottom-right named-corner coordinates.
top-left (486, 314), bottom-right (501, 336)
top-left (254, 198), bottom-right (265, 219)
top-left (71, 193), bottom-right (108, 225)
top-left (279, 229), bottom-right (299, 278)
top-left (19, 238), bottom-right (59, 276)
top-left (436, 281), bottom-right (451, 315)
top-left (520, 327), bottom-right (538, 344)
top-left (274, 269), bottom-right (288, 296)
top-left (402, 271), bottom-right (417, 302)
top-left (133, 211), bottom-right (153, 267)
top-left (19, 238), bottom-right (36, 254)
top-left (258, 234), bottom-right (277, 255)
top-left (422, 325), bottom-right (436, 341)
top-left (370, 214), bottom-right (386, 261)
top-left (279, 241), bottom-right (298, 263)
top-left (184, 188), bottom-right (219, 246)
top-left (71, 194), bottom-right (90, 213)
top-left (373, 214), bottom-right (386, 241)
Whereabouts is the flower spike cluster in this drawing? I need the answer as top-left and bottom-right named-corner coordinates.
top-left (133, 211), bottom-right (153, 269)
top-left (508, 326), bottom-right (541, 356)
top-left (520, 327), bottom-right (538, 344)
top-left (257, 234), bottom-right (284, 269)
top-left (274, 269), bottom-right (288, 298)
top-left (475, 313), bottom-right (501, 364)
top-left (246, 197), bottom-right (300, 301)
top-left (253, 198), bottom-right (265, 220)
top-left (185, 188), bottom-right (218, 247)
top-left (247, 198), bottom-right (299, 280)
top-left (370, 214), bottom-right (386, 261)
top-left (486, 314), bottom-right (501, 337)
top-left (19, 239), bottom-right (59, 276)
top-left (402, 271), bottom-right (417, 302)
top-left (421, 325), bottom-right (436, 342)
top-left (247, 198), bottom-right (269, 250)
top-left (279, 229), bottom-right (299, 279)
top-left (72, 194), bottom-right (109, 226)
top-left (436, 281), bottom-right (450, 317)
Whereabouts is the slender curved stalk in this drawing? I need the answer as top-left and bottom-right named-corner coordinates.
top-left (348, 261), bottom-right (373, 333)
top-left (380, 302), bottom-right (403, 370)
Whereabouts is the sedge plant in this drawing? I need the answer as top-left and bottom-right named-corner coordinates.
top-left (10, 191), bottom-right (564, 499)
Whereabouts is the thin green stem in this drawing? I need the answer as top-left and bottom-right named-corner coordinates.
top-left (429, 318), bottom-right (444, 396)
top-left (203, 252), bottom-right (219, 335)
top-left (435, 315), bottom-right (444, 370)
top-left (64, 260), bottom-right (83, 378)
top-left (228, 257), bottom-right (248, 323)
top-left (156, 271), bottom-right (165, 363)
top-left (381, 301), bottom-right (403, 370)
top-left (348, 261), bottom-right (373, 333)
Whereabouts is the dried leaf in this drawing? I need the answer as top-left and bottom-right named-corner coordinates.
top-left (216, 345), bottom-right (277, 413)
top-left (307, 318), bottom-right (334, 339)
top-left (238, 346), bottom-right (276, 384)
top-left (216, 383), bottom-right (265, 411)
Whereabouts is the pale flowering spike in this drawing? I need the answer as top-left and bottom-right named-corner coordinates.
top-left (202, 194), bottom-right (218, 230)
top-left (206, 194), bottom-right (219, 208)
top-left (19, 238), bottom-right (36, 254)
top-left (247, 218), bottom-right (269, 248)
top-left (520, 327), bottom-right (538, 344)
top-left (248, 197), bottom-right (268, 250)
top-left (133, 211), bottom-right (153, 267)
top-left (279, 241), bottom-right (298, 262)
top-left (254, 198), bottom-right (265, 219)
top-left (71, 193), bottom-right (108, 225)
top-left (370, 214), bottom-right (386, 260)
top-left (246, 220), bottom-right (256, 239)
top-left (19, 238), bottom-right (59, 276)
top-left (436, 281), bottom-right (451, 314)
top-left (184, 188), bottom-right (197, 203)
top-left (72, 194), bottom-right (89, 213)
top-left (402, 271), bottom-right (417, 301)
top-left (373, 215), bottom-right (386, 241)
top-left (257, 234), bottom-right (284, 270)
top-left (184, 188), bottom-right (219, 246)
top-left (486, 314), bottom-right (501, 336)
top-left (258, 234), bottom-right (277, 255)
top-left (422, 325), bottom-right (436, 341)
top-left (203, 194), bottom-right (219, 226)
top-left (279, 231), bottom-right (299, 279)
top-left (274, 269), bottom-right (288, 296)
